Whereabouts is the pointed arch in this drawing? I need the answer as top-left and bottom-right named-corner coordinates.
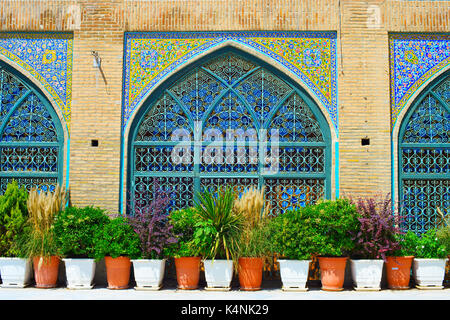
top-left (125, 47), bottom-right (333, 215)
top-left (396, 70), bottom-right (450, 235)
top-left (0, 60), bottom-right (65, 192)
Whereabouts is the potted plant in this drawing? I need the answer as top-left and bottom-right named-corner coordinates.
top-left (306, 198), bottom-right (360, 291)
top-left (0, 180), bottom-right (32, 288)
top-left (93, 215), bottom-right (140, 289)
top-left (384, 231), bottom-right (416, 290)
top-left (167, 207), bottom-right (202, 290)
top-left (194, 187), bottom-right (244, 290)
top-left (349, 195), bottom-right (402, 291)
top-left (125, 186), bottom-right (178, 290)
top-left (269, 208), bottom-right (313, 291)
top-left (234, 187), bottom-right (272, 291)
top-left (17, 185), bottom-right (66, 288)
top-left (53, 206), bottom-right (110, 289)
top-left (436, 207), bottom-right (450, 275)
top-left (405, 228), bottom-right (448, 289)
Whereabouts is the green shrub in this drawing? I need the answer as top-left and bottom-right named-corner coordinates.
top-left (299, 198), bottom-right (360, 257)
top-left (54, 206), bottom-right (110, 258)
top-left (269, 209), bottom-right (315, 260)
top-left (166, 207), bottom-right (201, 258)
top-left (436, 208), bottom-right (450, 256)
top-left (0, 181), bottom-right (28, 257)
top-left (436, 226), bottom-right (450, 256)
top-left (93, 216), bottom-right (140, 261)
top-left (393, 229), bottom-right (447, 259)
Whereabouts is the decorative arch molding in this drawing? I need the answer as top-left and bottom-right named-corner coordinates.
top-left (122, 31), bottom-right (338, 136)
top-left (393, 69), bottom-right (449, 235)
top-left (389, 33), bottom-right (450, 132)
top-left (0, 60), bottom-right (67, 192)
top-left (0, 32), bottom-right (73, 134)
top-left (120, 43), bottom-right (337, 213)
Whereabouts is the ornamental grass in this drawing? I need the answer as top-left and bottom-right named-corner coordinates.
top-left (20, 185), bottom-right (67, 267)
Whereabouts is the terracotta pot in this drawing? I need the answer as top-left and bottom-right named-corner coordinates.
top-left (33, 256), bottom-right (60, 288)
top-left (104, 256), bottom-right (131, 290)
top-left (385, 256), bottom-right (414, 290)
top-left (318, 256), bottom-right (348, 291)
top-left (174, 257), bottom-right (201, 290)
top-left (238, 257), bottom-right (263, 291)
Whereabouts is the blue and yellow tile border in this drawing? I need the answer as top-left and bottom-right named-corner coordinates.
top-left (389, 33), bottom-right (450, 132)
top-left (122, 31), bottom-right (338, 134)
top-left (0, 32), bottom-right (73, 134)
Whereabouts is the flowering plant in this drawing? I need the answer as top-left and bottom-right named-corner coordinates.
top-left (395, 228), bottom-right (447, 259)
top-left (125, 183), bottom-right (178, 260)
top-left (350, 195), bottom-right (402, 260)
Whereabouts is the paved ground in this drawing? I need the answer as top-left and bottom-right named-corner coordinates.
top-left (1, 284), bottom-right (449, 300)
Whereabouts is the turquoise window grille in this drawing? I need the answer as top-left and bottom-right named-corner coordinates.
top-left (0, 62), bottom-right (64, 192)
top-left (128, 49), bottom-right (331, 215)
top-left (398, 71), bottom-right (450, 235)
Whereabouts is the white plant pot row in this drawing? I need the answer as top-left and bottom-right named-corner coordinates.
top-left (351, 258), bottom-right (448, 290)
top-left (1, 257), bottom-right (448, 290)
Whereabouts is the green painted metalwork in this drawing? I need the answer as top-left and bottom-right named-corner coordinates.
top-left (0, 61), bottom-right (64, 192)
top-left (398, 71), bottom-right (450, 235)
top-left (128, 48), bottom-right (331, 215)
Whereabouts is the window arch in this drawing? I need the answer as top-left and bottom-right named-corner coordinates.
top-left (398, 71), bottom-right (450, 235)
top-left (128, 48), bottom-right (332, 215)
top-left (0, 61), bottom-right (64, 192)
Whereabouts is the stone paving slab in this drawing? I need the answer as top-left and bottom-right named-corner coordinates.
top-left (0, 286), bottom-right (449, 300)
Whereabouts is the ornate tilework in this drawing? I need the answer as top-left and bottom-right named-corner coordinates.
top-left (122, 32), bottom-right (338, 133)
top-left (0, 33), bottom-right (73, 133)
top-left (390, 33), bottom-right (450, 130)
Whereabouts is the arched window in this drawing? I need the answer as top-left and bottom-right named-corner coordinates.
top-left (0, 62), bottom-right (64, 192)
top-left (399, 71), bottom-right (450, 235)
top-left (128, 49), bottom-right (331, 215)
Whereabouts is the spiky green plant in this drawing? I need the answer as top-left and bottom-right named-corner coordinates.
top-left (194, 187), bottom-right (244, 261)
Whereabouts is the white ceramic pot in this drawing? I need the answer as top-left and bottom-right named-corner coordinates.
top-left (278, 259), bottom-right (311, 290)
top-left (63, 258), bottom-right (96, 289)
top-left (0, 257), bottom-right (32, 288)
top-left (350, 259), bottom-right (384, 290)
top-left (413, 258), bottom-right (447, 288)
top-left (203, 259), bottom-right (234, 289)
top-left (131, 259), bottom-right (166, 290)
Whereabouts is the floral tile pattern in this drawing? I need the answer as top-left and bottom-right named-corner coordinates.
top-left (122, 31), bottom-right (338, 134)
top-left (0, 32), bottom-right (73, 133)
top-left (390, 33), bottom-right (450, 130)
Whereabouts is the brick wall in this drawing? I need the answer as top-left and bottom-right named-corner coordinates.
top-left (0, 0), bottom-right (449, 213)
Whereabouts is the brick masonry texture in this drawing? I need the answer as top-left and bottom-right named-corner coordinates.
top-left (0, 0), bottom-right (449, 213)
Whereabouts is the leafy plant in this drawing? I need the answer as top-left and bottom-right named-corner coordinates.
top-left (436, 207), bottom-right (450, 256)
top-left (350, 195), bottom-right (402, 260)
top-left (0, 180), bottom-right (28, 257)
top-left (166, 207), bottom-right (201, 258)
top-left (300, 198), bottom-right (360, 257)
top-left (394, 229), bottom-right (447, 259)
top-left (193, 187), bottom-right (244, 261)
top-left (53, 206), bottom-right (110, 258)
top-left (125, 185), bottom-right (178, 260)
top-left (17, 185), bottom-right (67, 262)
top-left (93, 215), bottom-right (141, 261)
top-left (234, 187), bottom-right (273, 262)
top-left (269, 209), bottom-right (315, 260)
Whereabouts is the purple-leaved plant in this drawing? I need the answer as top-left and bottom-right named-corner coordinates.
top-left (125, 182), bottom-right (178, 260)
top-left (350, 194), bottom-right (404, 261)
